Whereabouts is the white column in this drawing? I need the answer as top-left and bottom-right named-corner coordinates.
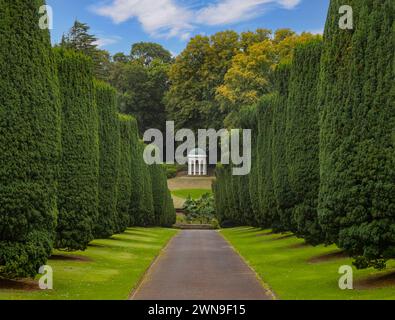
top-left (188, 159), bottom-right (192, 175)
top-left (197, 160), bottom-right (200, 176)
top-left (203, 159), bottom-right (207, 175)
top-left (197, 160), bottom-right (200, 175)
top-left (193, 159), bottom-right (196, 176)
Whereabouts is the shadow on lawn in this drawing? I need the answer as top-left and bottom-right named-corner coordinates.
top-left (355, 271), bottom-right (395, 290)
top-left (308, 251), bottom-right (348, 263)
top-left (88, 237), bottom-right (159, 249)
top-left (287, 242), bottom-right (311, 249)
top-left (270, 234), bottom-right (294, 241)
top-left (49, 254), bottom-right (92, 262)
top-left (0, 278), bottom-right (38, 291)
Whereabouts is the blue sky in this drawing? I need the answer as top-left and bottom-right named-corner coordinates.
top-left (47, 0), bottom-right (330, 56)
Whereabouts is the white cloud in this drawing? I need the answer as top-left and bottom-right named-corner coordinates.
top-left (196, 0), bottom-right (271, 26)
top-left (278, 0), bottom-right (301, 9)
top-left (94, 35), bottom-right (122, 48)
top-left (92, 0), bottom-right (302, 40)
top-left (196, 0), bottom-right (301, 25)
top-left (92, 0), bottom-right (193, 39)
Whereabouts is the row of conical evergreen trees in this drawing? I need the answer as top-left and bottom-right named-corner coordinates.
top-left (213, 0), bottom-right (394, 269)
top-left (0, 0), bottom-right (175, 278)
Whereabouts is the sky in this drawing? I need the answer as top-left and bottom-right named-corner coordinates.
top-left (46, 0), bottom-right (330, 56)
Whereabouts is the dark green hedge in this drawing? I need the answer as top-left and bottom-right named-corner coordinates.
top-left (0, 0), bottom-right (61, 277)
top-left (116, 114), bottom-right (134, 233)
top-left (54, 48), bottom-right (99, 251)
top-left (318, 0), bottom-right (395, 269)
top-left (95, 81), bottom-right (120, 238)
top-left (286, 39), bottom-right (323, 245)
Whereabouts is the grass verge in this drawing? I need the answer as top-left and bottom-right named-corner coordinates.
top-left (0, 228), bottom-right (178, 300)
top-left (171, 189), bottom-right (212, 200)
top-left (221, 227), bottom-right (395, 300)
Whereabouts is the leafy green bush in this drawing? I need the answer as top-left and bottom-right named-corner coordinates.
top-left (164, 164), bottom-right (188, 179)
top-left (0, 0), bottom-right (61, 277)
top-left (166, 166), bottom-right (178, 179)
top-left (54, 48), bottom-right (99, 251)
top-left (183, 193), bottom-right (216, 225)
top-left (95, 81), bottom-right (120, 238)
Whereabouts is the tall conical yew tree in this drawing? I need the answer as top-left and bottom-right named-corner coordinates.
top-left (213, 164), bottom-right (229, 225)
top-left (256, 94), bottom-right (277, 229)
top-left (286, 39), bottom-right (323, 245)
top-left (234, 107), bottom-right (257, 225)
top-left (129, 139), bottom-right (155, 227)
top-left (149, 162), bottom-right (176, 227)
top-left (129, 125), bottom-right (144, 226)
top-left (95, 81), bottom-right (120, 238)
top-left (0, 0), bottom-right (61, 277)
top-left (214, 164), bottom-right (240, 226)
top-left (248, 123), bottom-right (261, 226)
top-left (54, 48), bottom-right (99, 251)
top-left (149, 163), bottom-right (167, 226)
top-left (116, 114), bottom-right (134, 233)
top-left (163, 188), bottom-right (176, 227)
top-left (140, 142), bottom-right (155, 226)
top-left (271, 63), bottom-right (295, 232)
top-left (318, 0), bottom-right (394, 269)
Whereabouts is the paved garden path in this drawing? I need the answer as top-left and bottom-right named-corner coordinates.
top-left (130, 230), bottom-right (274, 300)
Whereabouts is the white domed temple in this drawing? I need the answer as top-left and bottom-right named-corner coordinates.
top-left (187, 148), bottom-right (207, 176)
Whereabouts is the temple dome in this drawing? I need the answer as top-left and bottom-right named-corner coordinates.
top-left (188, 148), bottom-right (207, 157)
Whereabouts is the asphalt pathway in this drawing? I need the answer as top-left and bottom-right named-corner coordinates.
top-left (131, 230), bottom-right (273, 300)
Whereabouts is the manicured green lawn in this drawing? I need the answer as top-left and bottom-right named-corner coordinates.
top-left (221, 227), bottom-right (395, 300)
top-left (0, 228), bottom-right (177, 300)
top-left (171, 189), bottom-right (212, 200)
